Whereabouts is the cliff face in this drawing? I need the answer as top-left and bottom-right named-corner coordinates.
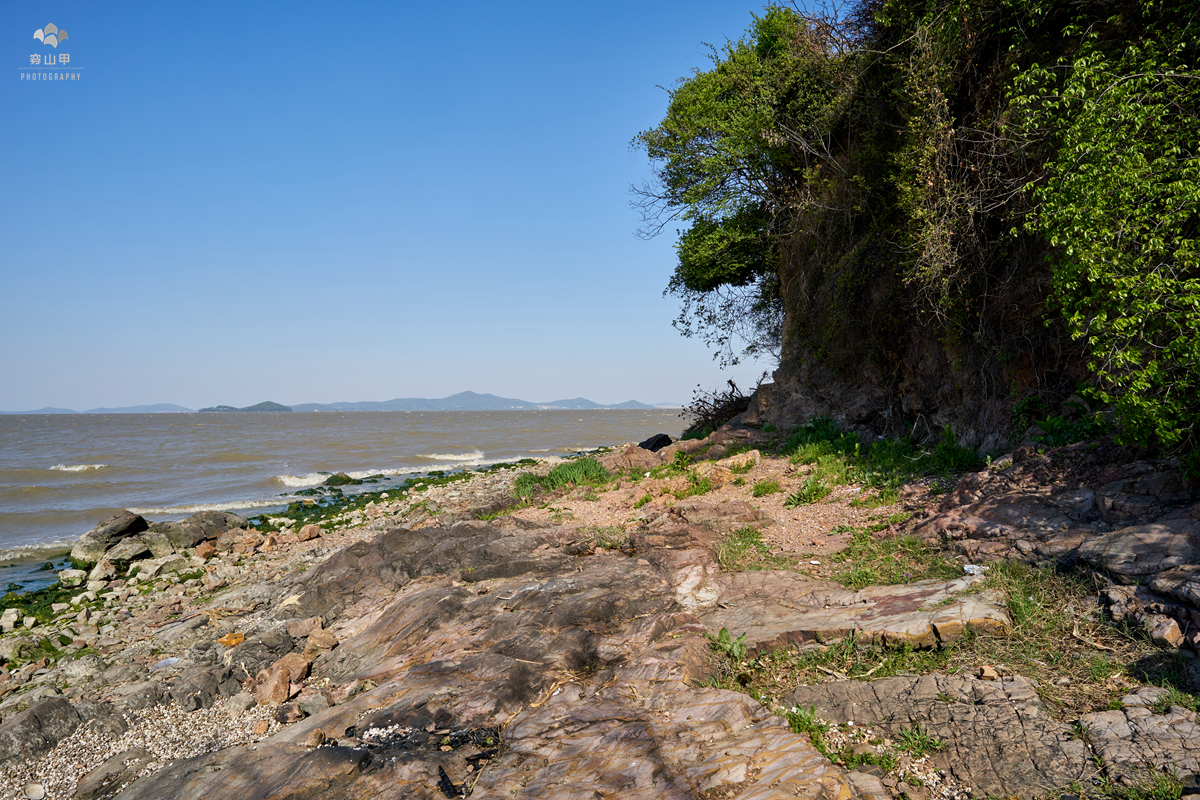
top-left (757, 238), bottom-right (1086, 450)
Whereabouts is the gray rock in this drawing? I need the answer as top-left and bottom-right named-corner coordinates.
top-left (76, 747), bottom-right (155, 800)
top-left (170, 666), bottom-right (241, 712)
top-left (0, 636), bottom-right (34, 664)
top-left (1080, 691), bottom-right (1200, 783)
top-left (149, 511), bottom-right (249, 551)
top-left (786, 674), bottom-right (1093, 798)
top-left (71, 511), bottom-right (149, 567)
top-left (58, 569), bottom-right (87, 587)
top-left (0, 697), bottom-right (83, 768)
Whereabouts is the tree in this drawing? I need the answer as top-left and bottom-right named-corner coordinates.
top-left (633, 6), bottom-right (855, 365)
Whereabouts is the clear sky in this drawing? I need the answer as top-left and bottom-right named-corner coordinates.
top-left (1, 1), bottom-right (779, 411)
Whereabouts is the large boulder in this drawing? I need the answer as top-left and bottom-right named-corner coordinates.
top-left (0, 697), bottom-right (84, 768)
top-left (150, 511), bottom-right (249, 550)
top-left (70, 511), bottom-right (149, 566)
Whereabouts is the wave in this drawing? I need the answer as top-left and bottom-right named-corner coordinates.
top-left (126, 499), bottom-right (285, 515)
top-left (419, 451), bottom-right (485, 462)
top-left (0, 542), bottom-right (75, 564)
top-left (274, 473), bottom-right (329, 488)
top-left (272, 456), bottom-right (515, 488)
top-left (49, 464), bottom-right (108, 472)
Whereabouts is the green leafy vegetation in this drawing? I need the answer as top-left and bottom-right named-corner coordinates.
top-left (637, 0), bottom-right (1199, 458)
top-left (513, 458), bottom-right (614, 501)
top-left (751, 478), bottom-right (781, 497)
top-left (825, 527), bottom-right (960, 589)
top-left (708, 627), bottom-right (749, 660)
top-left (714, 525), bottom-right (792, 572)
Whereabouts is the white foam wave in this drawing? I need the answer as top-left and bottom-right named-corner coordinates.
top-left (127, 499), bottom-right (283, 515)
top-left (274, 456), bottom-right (515, 488)
top-left (420, 451), bottom-right (485, 462)
top-left (274, 473), bottom-right (328, 488)
top-left (0, 542), bottom-right (74, 564)
top-left (49, 463), bottom-right (108, 472)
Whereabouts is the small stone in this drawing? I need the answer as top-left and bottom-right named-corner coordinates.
top-left (978, 665), bottom-right (999, 681)
top-left (22, 617), bottom-right (36, 630)
top-left (303, 628), bottom-right (338, 656)
top-left (298, 524), bottom-right (321, 542)
top-left (304, 729), bottom-right (326, 747)
top-left (252, 719), bottom-right (270, 735)
top-left (23, 782), bottom-right (45, 800)
top-left (194, 542), bottom-right (217, 560)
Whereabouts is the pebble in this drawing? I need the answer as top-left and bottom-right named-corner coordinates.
top-left (0, 699), bottom-right (283, 799)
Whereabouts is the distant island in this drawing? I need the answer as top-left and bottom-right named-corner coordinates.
top-left (1, 391), bottom-right (679, 414)
top-left (289, 391), bottom-right (659, 412)
top-left (198, 401), bottom-right (292, 413)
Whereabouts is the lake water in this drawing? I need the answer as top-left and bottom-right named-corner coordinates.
top-left (0, 410), bottom-right (685, 587)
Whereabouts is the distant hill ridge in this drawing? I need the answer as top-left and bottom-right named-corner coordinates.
top-left (1, 391), bottom-right (678, 414)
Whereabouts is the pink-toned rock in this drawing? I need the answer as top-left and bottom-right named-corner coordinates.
top-left (254, 666), bottom-right (292, 706)
top-left (298, 524), bottom-right (321, 542)
top-left (302, 628), bottom-right (338, 656)
top-left (193, 542), bottom-right (216, 560)
top-left (273, 652), bottom-right (312, 682)
top-left (262, 534), bottom-right (279, 550)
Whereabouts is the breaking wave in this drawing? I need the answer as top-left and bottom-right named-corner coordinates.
top-left (50, 464), bottom-right (108, 472)
top-left (420, 451), bottom-right (485, 462)
top-left (127, 499), bottom-right (284, 515)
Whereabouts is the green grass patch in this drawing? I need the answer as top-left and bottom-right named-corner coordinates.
top-left (582, 526), bottom-right (631, 550)
top-left (784, 476), bottom-right (831, 506)
top-left (825, 528), bottom-right (961, 589)
top-left (514, 458), bottom-right (611, 500)
top-left (779, 417), bottom-right (983, 495)
top-left (673, 473), bottom-right (713, 500)
top-left (714, 526), bottom-right (792, 572)
top-left (752, 479), bottom-right (781, 497)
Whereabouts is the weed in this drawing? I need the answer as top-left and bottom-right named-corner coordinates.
top-left (784, 476), bottom-right (831, 506)
top-left (673, 473), bottom-right (713, 500)
top-left (708, 627), bottom-right (748, 660)
top-left (1098, 767), bottom-right (1183, 800)
top-left (714, 526), bottom-right (792, 572)
top-left (826, 529), bottom-right (960, 589)
top-left (781, 705), bottom-right (831, 755)
top-left (633, 494), bottom-right (653, 509)
top-left (895, 724), bottom-right (945, 757)
top-left (513, 458), bottom-right (611, 500)
top-left (584, 527), bottom-right (631, 551)
top-left (752, 479), bottom-right (781, 497)
top-left (1148, 685), bottom-right (1200, 714)
top-left (730, 459), bottom-right (756, 475)
top-left (733, 477), bottom-right (746, 486)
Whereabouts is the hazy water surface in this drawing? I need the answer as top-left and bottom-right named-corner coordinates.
top-left (0, 410), bottom-right (685, 562)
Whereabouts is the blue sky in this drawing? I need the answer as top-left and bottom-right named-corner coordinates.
top-left (1, 1), bottom-right (778, 410)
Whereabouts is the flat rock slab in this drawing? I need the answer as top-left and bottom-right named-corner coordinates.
top-left (1077, 521), bottom-right (1200, 582)
top-left (787, 675), bottom-right (1093, 798)
top-left (1081, 687), bottom-right (1200, 785)
top-left (700, 571), bottom-right (1009, 652)
top-left (110, 520), bottom-right (875, 800)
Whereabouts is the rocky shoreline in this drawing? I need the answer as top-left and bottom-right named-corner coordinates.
top-left (0, 425), bottom-right (1196, 799)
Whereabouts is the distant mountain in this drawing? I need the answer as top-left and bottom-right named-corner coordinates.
top-left (538, 398), bottom-right (657, 409)
top-left (0, 407), bottom-right (79, 414)
top-left (292, 391), bottom-right (539, 412)
top-left (199, 401), bottom-right (292, 413)
top-left (84, 403), bottom-right (195, 414)
top-left (290, 391), bottom-right (661, 412)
